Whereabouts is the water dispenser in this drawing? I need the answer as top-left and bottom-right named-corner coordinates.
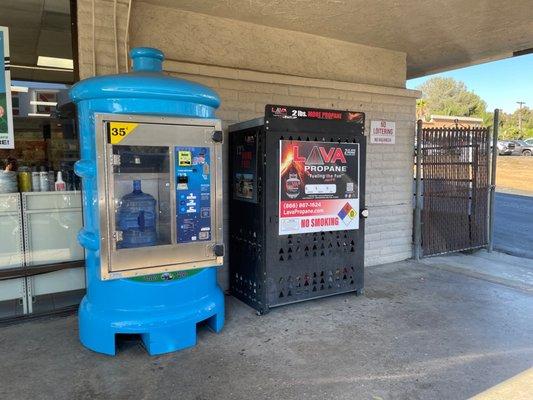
top-left (70, 47), bottom-right (225, 355)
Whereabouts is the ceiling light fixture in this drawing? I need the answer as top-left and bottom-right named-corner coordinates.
top-left (37, 56), bottom-right (74, 70)
top-left (28, 113), bottom-right (51, 117)
top-left (30, 100), bottom-right (58, 106)
top-left (11, 85), bottom-right (29, 93)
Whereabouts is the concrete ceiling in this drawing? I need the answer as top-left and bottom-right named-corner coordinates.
top-left (0, 0), bottom-right (73, 83)
top-left (143, 0), bottom-right (533, 78)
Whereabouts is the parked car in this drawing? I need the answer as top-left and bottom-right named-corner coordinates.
top-left (524, 138), bottom-right (533, 146)
top-left (511, 140), bottom-right (533, 156)
top-left (497, 140), bottom-right (515, 155)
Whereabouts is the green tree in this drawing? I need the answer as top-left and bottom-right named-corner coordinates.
top-left (416, 99), bottom-right (428, 121)
top-left (500, 106), bottom-right (533, 139)
top-left (416, 77), bottom-right (488, 121)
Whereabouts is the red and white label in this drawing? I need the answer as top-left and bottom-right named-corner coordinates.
top-left (279, 140), bottom-right (360, 235)
top-left (370, 120), bottom-right (395, 144)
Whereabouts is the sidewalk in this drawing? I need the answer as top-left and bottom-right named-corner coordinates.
top-left (0, 256), bottom-right (532, 400)
top-left (420, 249), bottom-right (533, 293)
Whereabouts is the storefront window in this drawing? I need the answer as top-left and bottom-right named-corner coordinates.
top-left (0, 83), bottom-right (85, 320)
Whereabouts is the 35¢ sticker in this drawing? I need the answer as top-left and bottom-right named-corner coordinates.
top-left (108, 122), bottom-right (138, 144)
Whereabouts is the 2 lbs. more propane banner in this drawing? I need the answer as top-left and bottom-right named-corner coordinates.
top-left (279, 140), bottom-right (360, 235)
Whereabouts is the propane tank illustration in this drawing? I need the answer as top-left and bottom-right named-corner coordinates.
top-left (285, 165), bottom-right (302, 199)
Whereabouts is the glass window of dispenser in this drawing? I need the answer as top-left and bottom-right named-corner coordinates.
top-left (112, 145), bottom-right (171, 249)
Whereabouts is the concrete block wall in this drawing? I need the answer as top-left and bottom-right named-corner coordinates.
top-left (77, 0), bottom-right (131, 78)
top-left (161, 62), bottom-right (418, 289)
top-left (77, 1), bottom-right (406, 87)
top-left (76, 0), bottom-right (420, 290)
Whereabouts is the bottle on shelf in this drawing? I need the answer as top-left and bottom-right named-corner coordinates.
top-left (54, 171), bottom-right (66, 191)
top-left (48, 170), bottom-right (55, 191)
top-left (31, 169), bottom-right (40, 192)
top-left (39, 167), bottom-right (49, 192)
top-left (17, 167), bottom-right (32, 192)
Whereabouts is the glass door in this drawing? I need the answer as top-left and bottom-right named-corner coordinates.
top-left (96, 115), bottom-right (224, 279)
top-left (110, 145), bottom-right (171, 250)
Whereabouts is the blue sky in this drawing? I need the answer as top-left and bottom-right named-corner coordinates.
top-left (407, 54), bottom-right (533, 114)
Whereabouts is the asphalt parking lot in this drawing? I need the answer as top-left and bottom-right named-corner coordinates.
top-left (494, 192), bottom-right (533, 259)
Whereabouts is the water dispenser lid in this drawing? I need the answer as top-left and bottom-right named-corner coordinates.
top-left (69, 47), bottom-right (220, 109)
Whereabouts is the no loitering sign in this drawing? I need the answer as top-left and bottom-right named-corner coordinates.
top-left (370, 120), bottom-right (395, 144)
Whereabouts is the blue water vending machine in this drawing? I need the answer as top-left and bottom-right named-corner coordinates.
top-left (70, 47), bottom-right (225, 355)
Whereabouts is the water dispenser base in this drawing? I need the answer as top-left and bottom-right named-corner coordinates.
top-left (78, 280), bottom-right (224, 356)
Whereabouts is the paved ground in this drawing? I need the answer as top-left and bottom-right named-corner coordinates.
top-left (494, 192), bottom-right (533, 259)
top-left (421, 249), bottom-right (533, 293)
top-left (1, 259), bottom-right (532, 400)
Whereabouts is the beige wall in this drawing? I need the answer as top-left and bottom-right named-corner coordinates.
top-left (129, 4), bottom-right (406, 87)
top-left (77, 1), bottom-right (406, 87)
top-left (164, 63), bottom-right (418, 287)
top-left (76, 0), bottom-right (419, 289)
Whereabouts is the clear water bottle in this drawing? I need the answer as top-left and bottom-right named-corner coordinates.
top-left (31, 171), bottom-right (40, 192)
top-left (39, 171), bottom-right (49, 192)
top-left (116, 180), bottom-right (157, 249)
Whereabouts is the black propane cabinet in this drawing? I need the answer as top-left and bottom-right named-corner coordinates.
top-left (229, 105), bottom-right (367, 314)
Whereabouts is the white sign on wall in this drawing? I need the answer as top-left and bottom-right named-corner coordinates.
top-left (0, 26), bottom-right (14, 149)
top-left (370, 120), bottom-right (395, 144)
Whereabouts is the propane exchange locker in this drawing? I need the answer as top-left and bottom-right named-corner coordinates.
top-left (229, 105), bottom-right (367, 314)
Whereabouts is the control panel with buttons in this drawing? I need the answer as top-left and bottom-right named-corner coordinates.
top-left (175, 146), bottom-right (212, 243)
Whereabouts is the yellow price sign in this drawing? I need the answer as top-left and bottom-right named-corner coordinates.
top-left (108, 122), bottom-right (138, 144)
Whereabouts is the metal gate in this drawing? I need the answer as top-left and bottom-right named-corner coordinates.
top-left (414, 123), bottom-right (490, 257)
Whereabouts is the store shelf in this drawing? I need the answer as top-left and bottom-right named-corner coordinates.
top-left (0, 193), bottom-right (24, 270)
top-left (22, 191), bottom-right (86, 315)
top-left (0, 194), bottom-right (27, 318)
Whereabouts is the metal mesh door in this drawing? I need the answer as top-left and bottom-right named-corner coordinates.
top-left (264, 132), bottom-right (365, 308)
top-left (419, 126), bottom-right (490, 256)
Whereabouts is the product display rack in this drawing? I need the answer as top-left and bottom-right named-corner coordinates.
top-left (22, 191), bottom-right (85, 314)
top-left (0, 191), bottom-right (86, 320)
top-left (0, 193), bottom-right (27, 318)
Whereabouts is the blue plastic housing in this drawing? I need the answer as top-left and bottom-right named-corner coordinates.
top-left (70, 47), bottom-right (224, 356)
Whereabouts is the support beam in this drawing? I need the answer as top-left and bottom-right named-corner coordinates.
top-left (488, 109), bottom-right (500, 252)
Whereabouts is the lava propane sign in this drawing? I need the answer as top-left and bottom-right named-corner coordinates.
top-left (279, 140), bottom-right (360, 235)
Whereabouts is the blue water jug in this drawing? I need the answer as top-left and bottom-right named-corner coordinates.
top-left (116, 180), bottom-right (157, 248)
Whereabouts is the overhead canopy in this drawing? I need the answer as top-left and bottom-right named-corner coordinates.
top-left (1, 0), bottom-right (532, 83)
top-left (144, 0), bottom-right (533, 78)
